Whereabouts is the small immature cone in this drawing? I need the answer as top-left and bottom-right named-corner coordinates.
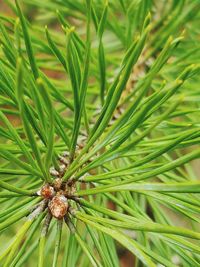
top-left (37, 184), bottom-right (55, 199)
top-left (48, 195), bottom-right (68, 219)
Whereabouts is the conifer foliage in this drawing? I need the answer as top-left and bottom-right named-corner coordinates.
top-left (0, 0), bottom-right (200, 266)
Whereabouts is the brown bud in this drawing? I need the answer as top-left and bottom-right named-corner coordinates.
top-left (38, 184), bottom-right (55, 199)
top-left (58, 155), bottom-right (69, 165)
top-left (48, 195), bottom-right (68, 219)
top-left (62, 151), bottom-right (69, 157)
top-left (65, 183), bottom-right (76, 196)
top-left (53, 178), bottom-right (62, 191)
top-left (59, 164), bottom-right (66, 174)
top-left (49, 167), bottom-right (59, 177)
